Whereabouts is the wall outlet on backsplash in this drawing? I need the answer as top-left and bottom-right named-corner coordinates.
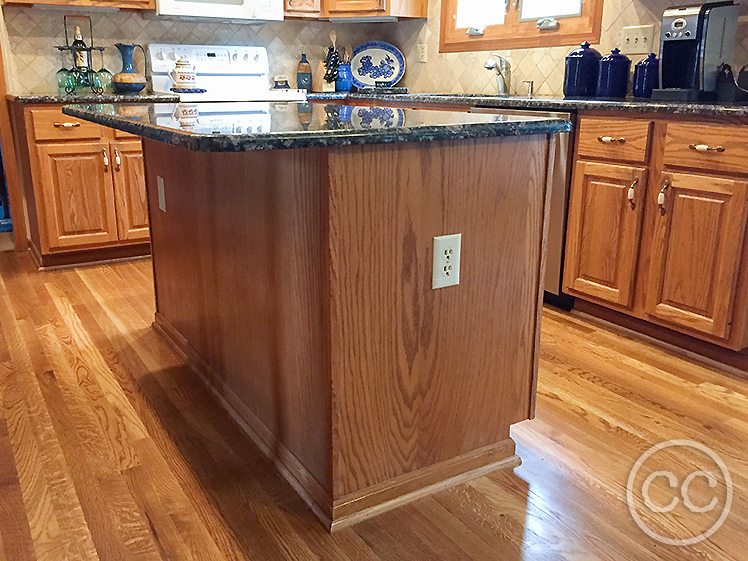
top-left (416, 44), bottom-right (427, 63)
top-left (621, 25), bottom-right (656, 55)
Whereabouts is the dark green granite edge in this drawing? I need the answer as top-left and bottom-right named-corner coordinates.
top-left (62, 105), bottom-right (570, 152)
top-left (9, 93), bottom-right (181, 104)
top-left (309, 93), bottom-right (748, 117)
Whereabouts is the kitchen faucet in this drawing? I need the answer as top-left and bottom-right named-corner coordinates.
top-left (484, 53), bottom-right (511, 96)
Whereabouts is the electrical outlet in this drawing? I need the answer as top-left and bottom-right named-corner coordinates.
top-left (157, 175), bottom-right (166, 212)
top-left (432, 234), bottom-right (461, 289)
top-left (416, 44), bottom-right (428, 63)
top-left (621, 25), bottom-right (655, 55)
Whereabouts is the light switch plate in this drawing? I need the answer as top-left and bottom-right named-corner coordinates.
top-left (432, 234), bottom-right (461, 289)
top-left (621, 25), bottom-right (655, 55)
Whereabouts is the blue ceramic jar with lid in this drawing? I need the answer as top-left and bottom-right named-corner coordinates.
top-left (597, 48), bottom-right (631, 98)
top-left (633, 53), bottom-right (659, 98)
top-left (564, 41), bottom-right (602, 98)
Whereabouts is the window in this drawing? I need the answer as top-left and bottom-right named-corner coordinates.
top-left (440, 0), bottom-right (604, 53)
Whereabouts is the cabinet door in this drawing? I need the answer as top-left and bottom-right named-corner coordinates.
top-left (645, 172), bottom-right (748, 338)
top-left (111, 141), bottom-right (150, 241)
top-left (563, 161), bottom-right (647, 308)
top-left (327, 0), bottom-right (384, 13)
top-left (36, 142), bottom-right (118, 250)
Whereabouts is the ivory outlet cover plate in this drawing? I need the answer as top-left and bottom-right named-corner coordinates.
top-left (416, 44), bottom-right (427, 63)
top-left (157, 176), bottom-right (166, 212)
top-left (433, 234), bottom-right (461, 289)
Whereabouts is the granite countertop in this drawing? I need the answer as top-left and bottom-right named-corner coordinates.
top-left (309, 92), bottom-right (748, 118)
top-left (62, 101), bottom-right (570, 152)
top-left (8, 92), bottom-right (181, 104)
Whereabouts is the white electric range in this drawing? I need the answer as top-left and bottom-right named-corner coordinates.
top-left (147, 43), bottom-right (307, 134)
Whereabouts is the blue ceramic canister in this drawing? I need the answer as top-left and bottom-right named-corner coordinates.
top-left (564, 41), bottom-right (602, 98)
top-left (633, 53), bottom-right (659, 99)
top-left (597, 48), bottom-right (631, 99)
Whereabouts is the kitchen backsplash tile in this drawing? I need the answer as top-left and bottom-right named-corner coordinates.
top-left (2, 0), bottom-right (748, 96)
top-left (1, 5), bottom-right (387, 94)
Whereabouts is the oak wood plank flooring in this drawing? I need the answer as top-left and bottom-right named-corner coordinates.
top-left (0, 249), bottom-right (746, 560)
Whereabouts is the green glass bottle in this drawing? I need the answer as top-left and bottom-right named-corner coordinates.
top-left (72, 26), bottom-right (89, 71)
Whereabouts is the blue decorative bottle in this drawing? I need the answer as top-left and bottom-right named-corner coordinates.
top-left (633, 53), bottom-right (659, 99)
top-left (564, 41), bottom-right (602, 98)
top-left (296, 50), bottom-right (312, 91)
top-left (597, 48), bottom-right (631, 99)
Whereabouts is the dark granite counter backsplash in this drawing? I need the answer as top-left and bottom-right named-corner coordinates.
top-left (62, 101), bottom-right (570, 152)
top-left (309, 92), bottom-right (748, 118)
top-left (8, 93), bottom-right (180, 104)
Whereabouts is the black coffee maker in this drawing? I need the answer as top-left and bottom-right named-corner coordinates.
top-left (652, 1), bottom-right (738, 101)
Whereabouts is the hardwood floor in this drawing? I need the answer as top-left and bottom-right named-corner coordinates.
top-left (0, 249), bottom-right (745, 561)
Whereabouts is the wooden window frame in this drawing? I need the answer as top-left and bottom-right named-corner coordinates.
top-left (440, 0), bottom-right (604, 53)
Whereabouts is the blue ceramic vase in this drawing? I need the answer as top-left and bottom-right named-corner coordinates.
top-left (597, 48), bottom-right (631, 99)
top-left (112, 43), bottom-right (147, 95)
top-left (336, 63), bottom-right (353, 92)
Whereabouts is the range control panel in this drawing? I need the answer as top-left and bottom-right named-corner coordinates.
top-left (148, 44), bottom-right (269, 76)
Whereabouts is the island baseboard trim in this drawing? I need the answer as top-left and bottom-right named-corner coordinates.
top-left (152, 312), bottom-right (333, 527)
top-left (153, 311), bottom-right (522, 530)
top-left (330, 439), bottom-right (520, 530)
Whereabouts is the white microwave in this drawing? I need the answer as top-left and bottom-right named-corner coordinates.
top-left (156, 0), bottom-right (283, 21)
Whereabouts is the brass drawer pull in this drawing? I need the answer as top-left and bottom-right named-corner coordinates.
top-left (627, 178), bottom-right (638, 210)
top-left (597, 136), bottom-right (626, 144)
top-left (114, 148), bottom-right (121, 171)
top-left (53, 122), bottom-right (81, 128)
top-left (102, 148), bottom-right (109, 171)
top-left (689, 143), bottom-right (725, 153)
top-left (658, 178), bottom-right (670, 215)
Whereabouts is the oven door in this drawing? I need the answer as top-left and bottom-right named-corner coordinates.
top-left (156, 0), bottom-right (283, 21)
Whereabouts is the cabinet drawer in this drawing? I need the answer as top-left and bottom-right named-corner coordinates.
top-left (29, 107), bottom-right (102, 142)
top-left (114, 129), bottom-right (139, 140)
top-left (577, 117), bottom-right (651, 163)
top-left (664, 123), bottom-right (748, 175)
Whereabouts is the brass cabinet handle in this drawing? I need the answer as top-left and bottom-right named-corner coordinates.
top-left (102, 148), bottom-right (109, 171)
top-left (627, 178), bottom-right (638, 210)
top-left (54, 122), bottom-right (80, 128)
top-left (597, 136), bottom-right (626, 144)
top-left (689, 143), bottom-right (725, 153)
top-left (658, 178), bottom-right (670, 214)
top-left (114, 148), bottom-right (121, 171)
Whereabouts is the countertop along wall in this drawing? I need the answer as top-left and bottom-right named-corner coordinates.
top-left (2, 0), bottom-right (748, 97)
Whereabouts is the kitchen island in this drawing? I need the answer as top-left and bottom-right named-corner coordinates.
top-left (64, 101), bottom-right (569, 529)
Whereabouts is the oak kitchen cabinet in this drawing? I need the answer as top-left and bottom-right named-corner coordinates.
top-left (284, 0), bottom-right (426, 19)
top-left (9, 103), bottom-right (150, 267)
top-left (3, 0), bottom-right (155, 9)
top-left (564, 114), bottom-right (748, 350)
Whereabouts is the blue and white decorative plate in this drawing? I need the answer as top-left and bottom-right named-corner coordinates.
top-left (351, 41), bottom-right (406, 89)
top-left (351, 106), bottom-right (406, 130)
